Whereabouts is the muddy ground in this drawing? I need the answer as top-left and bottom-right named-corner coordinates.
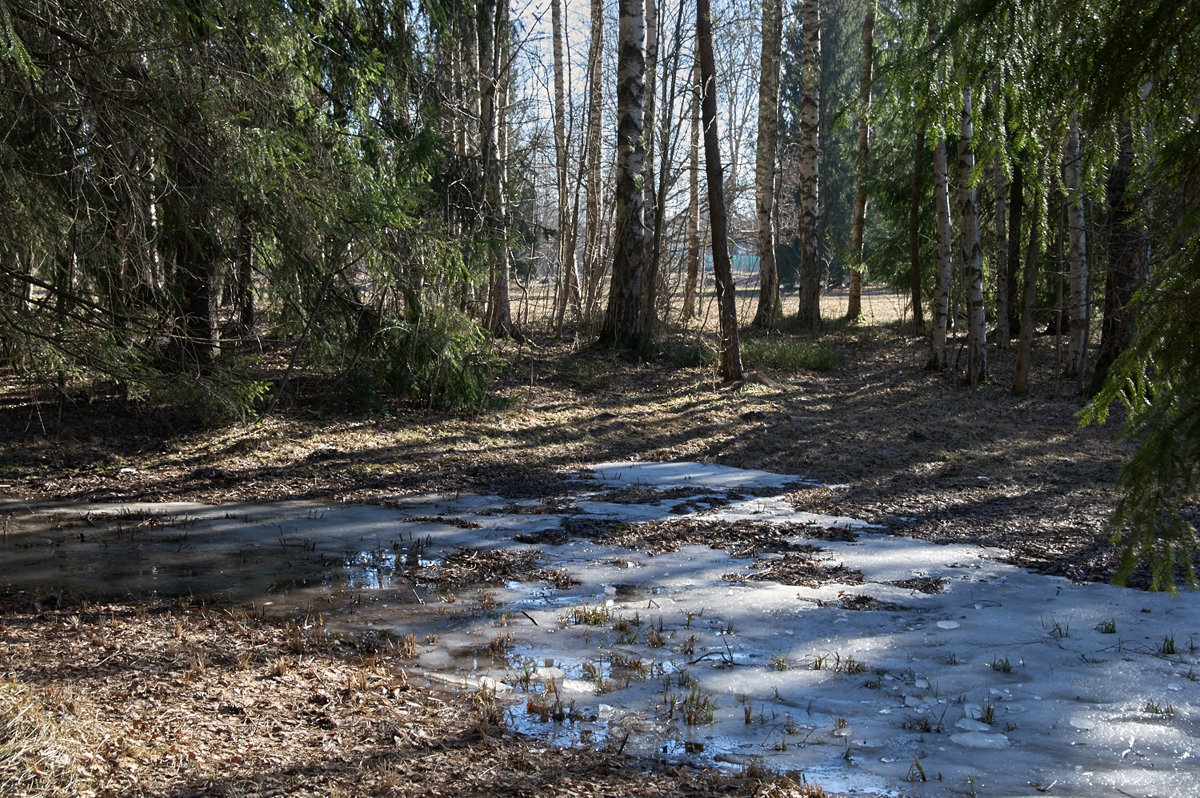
top-left (0, 302), bottom-right (1139, 796)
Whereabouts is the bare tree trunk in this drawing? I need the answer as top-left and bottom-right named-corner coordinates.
top-left (480, 0), bottom-right (514, 338)
top-left (642, 0), bottom-right (659, 294)
top-left (994, 154), bottom-right (1010, 348)
top-left (752, 0), bottom-right (783, 329)
top-left (929, 135), bottom-right (953, 370)
top-left (796, 0), bottom-right (822, 331)
top-left (846, 0), bottom-right (875, 321)
top-left (551, 0), bottom-right (579, 334)
top-left (582, 0), bottom-right (606, 322)
top-left (1088, 119), bottom-right (1146, 396)
top-left (958, 89), bottom-right (986, 387)
top-left (1013, 165), bottom-right (1044, 396)
top-left (683, 55), bottom-right (701, 321)
top-left (1007, 157), bottom-right (1024, 338)
top-left (599, 0), bottom-right (647, 349)
top-left (1063, 114), bottom-right (1088, 381)
top-left (908, 123), bottom-right (925, 332)
top-left (697, 0), bottom-right (742, 381)
top-left (166, 134), bottom-right (218, 366)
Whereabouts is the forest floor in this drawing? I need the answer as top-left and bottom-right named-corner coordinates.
top-left (0, 290), bottom-right (1139, 796)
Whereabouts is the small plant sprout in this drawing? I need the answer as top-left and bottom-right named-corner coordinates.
top-left (809, 651), bottom-right (867, 674)
top-left (771, 653), bottom-right (790, 671)
top-left (946, 652), bottom-right (959, 665)
top-left (1096, 618), bottom-right (1117, 634)
top-left (565, 603), bottom-right (613, 627)
top-left (980, 697), bottom-right (997, 725)
top-left (682, 685), bottom-right (717, 725)
top-left (1159, 633), bottom-right (1177, 656)
top-left (991, 656), bottom-right (1014, 673)
top-left (1043, 617), bottom-right (1070, 639)
top-left (1144, 701), bottom-right (1175, 717)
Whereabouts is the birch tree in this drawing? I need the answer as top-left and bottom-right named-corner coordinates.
top-left (929, 135), bottom-right (953, 370)
top-left (958, 88), bottom-right (986, 387)
top-left (752, 0), bottom-right (784, 329)
top-left (599, 0), bottom-right (647, 349)
top-left (682, 55), bottom-right (702, 321)
top-left (907, 122), bottom-right (926, 331)
top-left (796, 0), bottom-right (822, 331)
top-left (1062, 113), bottom-right (1088, 382)
top-left (480, 0), bottom-right (515, 338)
top-left (1013, 161), bottom-right (1045, 396)
top-left (551, 0), bottom-right (579, 332)
top-left (582, 0), bottom-right (607, 319)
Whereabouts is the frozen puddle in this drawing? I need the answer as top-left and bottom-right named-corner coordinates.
top-left (3, 461), bottom-right (1199, 797)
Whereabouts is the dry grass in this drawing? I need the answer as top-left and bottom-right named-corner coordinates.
top-left (0, 679), bottom-right (86, 797)
top-left (0, 596), bottom-right (825, 797)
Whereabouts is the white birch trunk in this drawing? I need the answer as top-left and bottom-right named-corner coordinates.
top-left (642, 0), bottom-right (658, 279)
top-left (930, 136), bottom-right (953, 370)
top-left (683, 54), bottom-right (701, 321)
top-left (752, 0), bottom-right (783, 329)
top-left (599, 0), bottom-right (647, 348)
top-left (796, 0), bottom-right (822, 330)
top-left (958, 89), bottom-right (986, 387)
top-left (582, 0), bottom-right (606, 320)
top-left (550, 0), bottom-right (578, 331)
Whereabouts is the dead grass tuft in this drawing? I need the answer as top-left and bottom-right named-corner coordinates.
top-left (0, 680), bottom-right (86, 797)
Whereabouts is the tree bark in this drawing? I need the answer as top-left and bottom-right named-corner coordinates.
top-left (796, 0), bottom-right (822, 331)
top-left (551, 0), bottom-right (579, 334)
top-left (846, 0), bottom-right (875, 321)
top-left (908, 123), bottom-right (925, 332)
top-left (642, 0), bottom-right (659, 293)
top-left (752, 0), bottom-right (783, 329)
top-left (582, 0), bottom-right (606, 321)
top-left (993, 154), bottom-right (1010, 348)
top-left (1088, 119), bottom-right (1146, 396)
top-left (929, 135), bottom-right (953, 370)
top-left (958, 89), bottom-right (987, 387)
top-left (599, 0), bottom-right (647, 350)
top-left (697, 0), bottom-right (742, 381)
top-left (1013, 166), bottom-right (1044, 396)
top-left (1007, 158), bottom-right (1024, 338)
top-left (479, 0), bottom-right (514, 338)
top-left (1063, 114), bottom-right (1088, 381)
top-left (683, 54), bottom-right (701, 321)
